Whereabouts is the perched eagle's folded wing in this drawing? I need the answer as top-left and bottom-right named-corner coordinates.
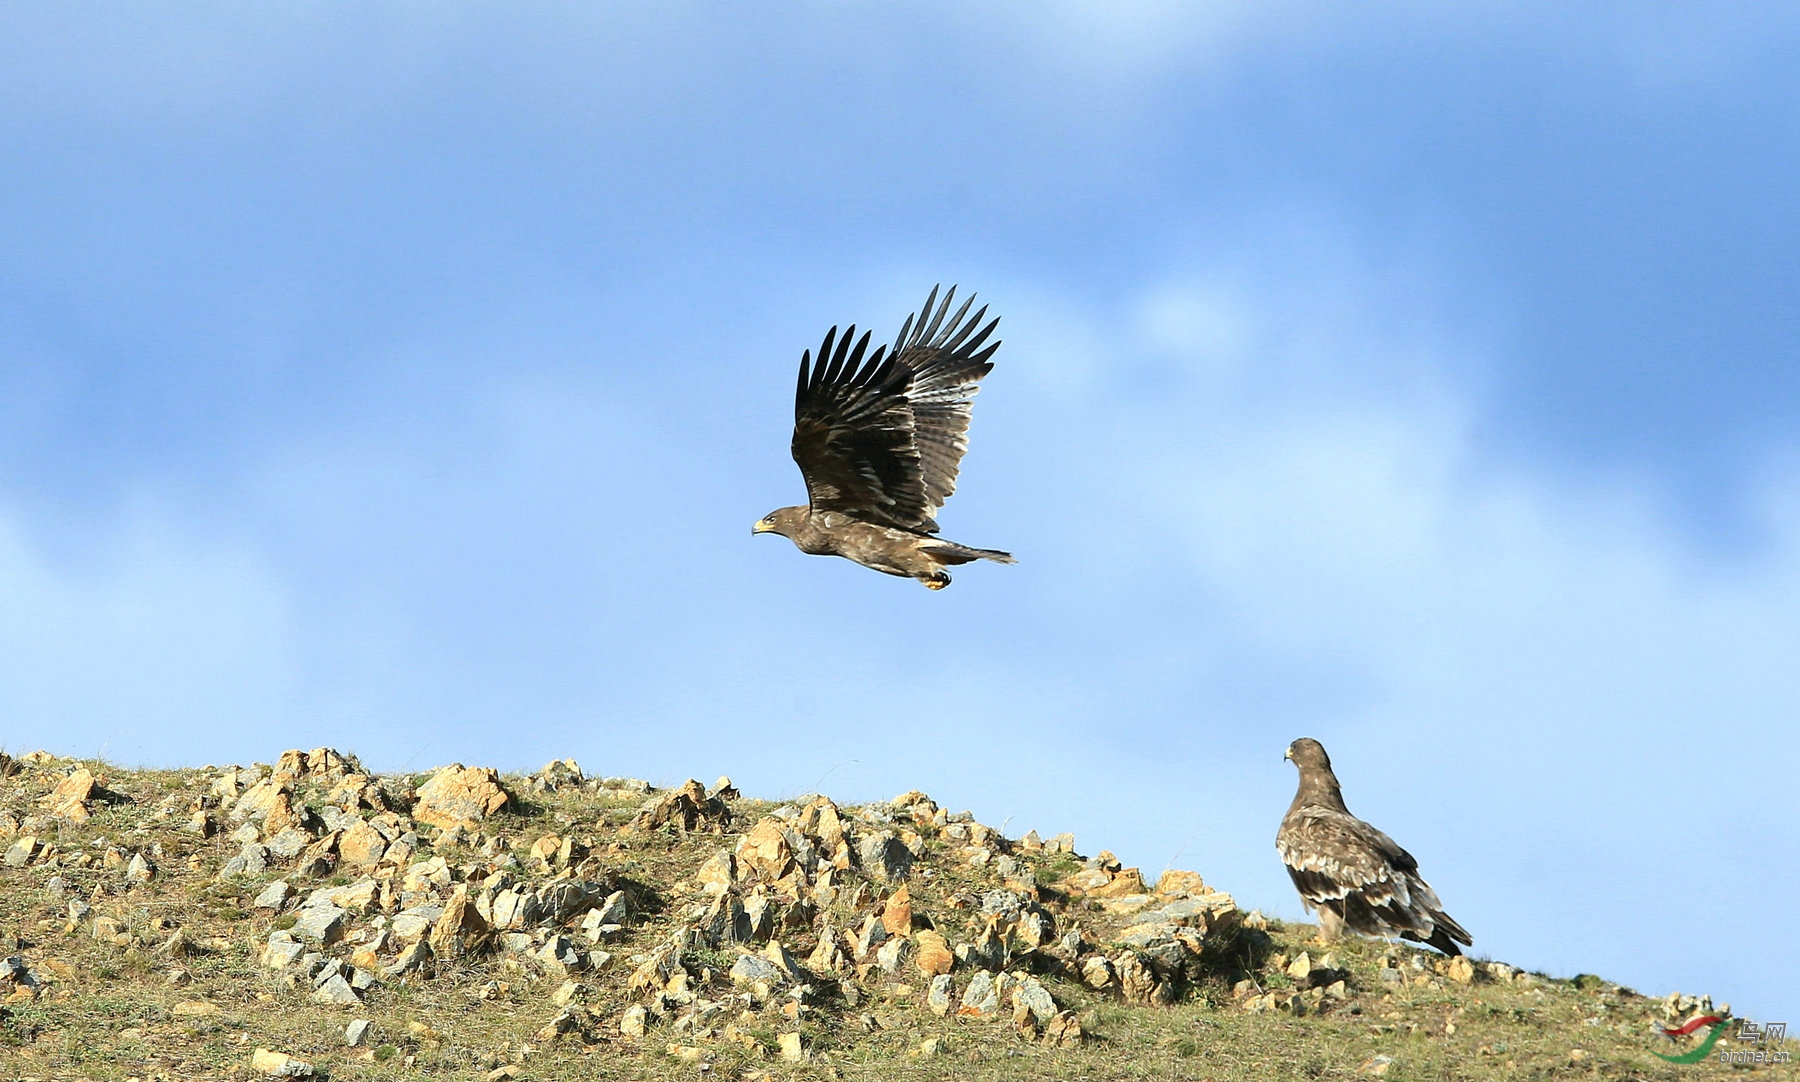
top-left (1278, 809), bottom-right (1419, 916)
top-left (791, 325), bottom-right (931, 530)
top-left (888, 285), bottom-right (1001, 515)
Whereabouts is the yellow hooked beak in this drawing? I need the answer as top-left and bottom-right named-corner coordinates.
top-left (752, 519), bottom-right (773, 535)
top-left (1283, 746), bottom-right (1293, 762)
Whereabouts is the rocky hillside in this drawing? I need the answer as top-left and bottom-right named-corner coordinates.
top-left (0, 748), bottom-right (1755, 1080)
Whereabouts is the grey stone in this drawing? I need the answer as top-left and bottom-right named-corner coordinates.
top-left (3, 837), bottom-right (38, 868)
top-left (344, 1019), bottom-right (372, 1047)
top-left (390, 905), bottom-right (442, 941)
top-left (729, 953), bottom-right (784, 986)
top-left (980, 890), bottom-right (1025, 919)
top-left (312, 973), bottom-right (361, 1006)
top-left (1014, 975), bottom-right (1057, 1024)
top-left (44, 875), bottom-right (67, 897)
top-left (535, 935), bottom-right (585, 976)
top-left (350, 968), bottom-right (378, 992)
top-left (383, 939), bottom-right (433, 979)
top-left (960, 970), bottom-right (999, 1017)
top-left (927, 973), bottom-right (956, 1016)
top-left (260, 933), bottom-right (305, 970)
top-left (875, 936), bottom-right (909, 974)
top-left (292, 905), bottom-right (347, 946)
top-left (219, 844), bottom-right (268, 878)
top-left (858, 832), bottom-right (912, 881)
top-left (594, 890), bottom-right (629, 927)
top-left (254, 880), bottom-right (293, 910)
top-left (266, 828), bottom-right (312, 860)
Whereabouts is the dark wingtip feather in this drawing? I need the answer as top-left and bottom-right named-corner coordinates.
top-left (795, 349), bottom-right (812, 413)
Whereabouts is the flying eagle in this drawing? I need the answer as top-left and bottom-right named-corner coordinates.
top-left (753, 285), bottom-right (1015, 589)
top-left (1277, 738), bottom-right (1472, 955)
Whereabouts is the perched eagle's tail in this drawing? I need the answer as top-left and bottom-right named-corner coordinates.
top-left (1403, 910), bottom-right (1472, 956)
top-left (923, 540), bottom-right (1017, 566)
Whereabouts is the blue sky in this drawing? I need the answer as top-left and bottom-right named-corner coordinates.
top-left (2, 5), bottom-right (1796, 1020)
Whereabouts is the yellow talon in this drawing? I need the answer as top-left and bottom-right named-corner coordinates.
top-left (924, 579), bottom-right (948, 591)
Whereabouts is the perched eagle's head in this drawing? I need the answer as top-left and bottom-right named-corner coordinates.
top-left (1284, 737), bottom-right (1331, 771)
top-left (752, 506), bottom-right (808, 538)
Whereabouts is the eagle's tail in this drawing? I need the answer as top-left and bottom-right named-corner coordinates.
top-left (923, 540), bottom-right (1017, 566)
top-left (1405, 912), bottom-right (1472, 956)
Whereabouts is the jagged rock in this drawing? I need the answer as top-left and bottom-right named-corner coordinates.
top-left (730, 953), bottom-right (784, 986)
top-left (532, 758), bottom-right (583, 792)
top-left (537, 1006), bottom-right (590, 1041)
top-left (1115, 952), bottom-right (1174, 1006)
top-left (312, 973), bottom-right (361, 1006)
top-left (762, 940), bottom-right (803, 981)
top-left (414, 764), bottom-right (510, 831)
top-left (218, 844), bottom-right (268, 879)
top-left (1012, 975), bottom-right (1057, 1025)
top-left (858, 831), bottom-right (913, 882)
top-left (251, 1048), bottom-right (316, 1077)
top-left (927, 973), bottom-right (956, 1015)
top-left (4, 836), bottom-right (39, 867)
top-left (1081, 955), bottom-right (1115, 989)
top-left (534, 935), bottom-right (585, 977)
top-left (383, 939), bottom-right (434, 979)
top-left (882, 884), bottom-right (913, 935)
top-left (429, 885), bottom-right (490, 959)
top-left (292, 906), bottom-right (347, 947)
top-left (552, 979), bottom-right (585, 1006)
top-left (735, 817), bottom-right (799, 882)
top-left (913, 930), bottom-right (954, 977)
top-left (261, 932), bottom-right (305, 969)
top-left (338, 819), bottom-right (388, 868)
top-left (345, 1019), bottom-right (372, 1047)
top-left (875, 936), bottom-right (909, 974)
top-left (958, 970), bottom-right (1000, 1017)
top-left (620, 1004), bottom-right (649, 1038)
top-left (266, 828), bottom-right (312, 859)
top-left (1044, 1010), bottom-right (1084, 1047)
top-left (1155, 869), bottom-right (1206, 896)
top-left (254, 880), bottom-right (292, 910)
top-left (391, 905), bottom-right (444, 942)
top-left (777, 1031), bottom-right (804, 1062)
top-left (633, 779), bottom-right (730, 833)
top-left (695, 849), bottom-right (735, 894)
top-left (231, 778), bottom-right (290, 823)
top-left (294, 832), bottom-right (340, 878)
top-left (487, 888), bottom-right (541, 931)
top-left (38, 766), bottom-right (99, 822)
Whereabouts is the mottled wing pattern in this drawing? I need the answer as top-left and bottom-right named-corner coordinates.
top-left (791, 326), bottom-right (930, 530)
top-left (887, 285), bottom-right (1001, 518)
top-left (1277, 806), bottom-right (1436, 938)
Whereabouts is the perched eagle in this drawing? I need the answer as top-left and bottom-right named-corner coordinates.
top-left (1277, 738), bottom-right (1472, 955)
top-left (753, 285), bottom-right (1015, 589)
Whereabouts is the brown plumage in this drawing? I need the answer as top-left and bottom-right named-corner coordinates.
top-left (1277, 738), bottom-right (1471, 955)
top-left (753, 286), bottom-right (1015, 589)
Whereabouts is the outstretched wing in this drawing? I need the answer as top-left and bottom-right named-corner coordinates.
top-left (791, 325), bottom-right (931, 530)
top-left (888, 285), bottom-right (1001, 514)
